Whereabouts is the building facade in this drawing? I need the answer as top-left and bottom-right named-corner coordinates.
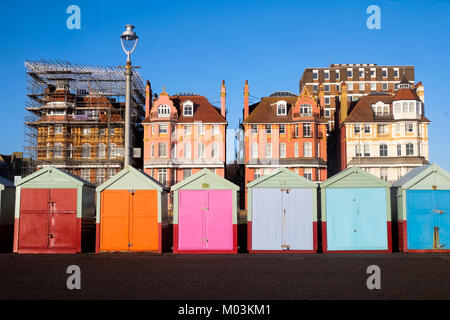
top-left (24, 61), bottom-right (145, 185)
top-left (299, 64), bottom-right (415, 130)
top-left (142, 81), bottom-right (227, 188)
top-left (338, 75), bottom-right (429, 182)
top-left (242, 81), bottom-right (328, 208)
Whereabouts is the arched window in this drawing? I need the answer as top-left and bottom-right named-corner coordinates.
top-left (294, 142), bottom-right (299, 157)
top-left (158, 105), bottom-right (170, 117)
top-left (394, 103), bottom-right (401, 113)
top-left (279, 143), bottom-right (286, 158)
top-left (151, 143), bottom-right (155, 157)
top-left (82, 143), bottom-right (91, 159)
top-left (97, 143), bottom-right (106, 159)
top-left (109, 143), bottom-right (116, 159)
top-left (383, 106), bottom-right (389, 116)
top-left (54, 143), bottom-right (63, 158)
top-left (303, 142), bottom-right (312, 157)
top-left (158, 143), bottom-right (167, 157)
top-left (416, 101), bottom-right (422, 115)
top-left (183, 102), bottom-right (193, 116)
top-left (277, 101), bottom-right (287, 115)
top-left (212, 143), bottom-right (219, 159)
top-left (409, 102), bottom-right (415, 113)
top-left (355, 144), bottom-right (361, 157)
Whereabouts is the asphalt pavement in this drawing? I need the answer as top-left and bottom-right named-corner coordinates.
top-left (0, 253), bottom-right (448, 300)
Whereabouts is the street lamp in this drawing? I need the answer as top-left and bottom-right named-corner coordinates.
top-left (120, 25), bottom-right (138, 167)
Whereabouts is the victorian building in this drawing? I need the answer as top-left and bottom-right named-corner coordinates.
top-left (242, 81), bottom-right (328, 208)
top-left (142, 81), bottom-right (227, 187)
top-left (337, 75), bottom-right (429, 182)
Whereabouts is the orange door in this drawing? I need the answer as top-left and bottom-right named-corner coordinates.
top-left (100, 190), bottom-right (159, 251)
top-left (130, 190), bottom-right (158, 251)
top-left (100, 190), bottom-right (130, 251)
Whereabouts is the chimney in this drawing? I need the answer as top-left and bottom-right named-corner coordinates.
top-left (318, 82), bottom-right (325, 107)
top-left (145, 80), bottom-right (152, 118)
top-left (220, 80), bottom-right (226, 118)
top-left (339, 81), bottom-right (348, 125)
top-left (244, 80), bottom-right (249, 119)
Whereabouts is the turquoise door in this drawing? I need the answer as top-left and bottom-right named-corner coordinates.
top-left (407, 190), bottom-right (450, 250)
top-left (437, 190), bottom-right (450, 249)
top-left (326, 188), bottom-right (388, 251)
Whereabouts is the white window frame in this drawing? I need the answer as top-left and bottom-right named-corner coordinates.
top-left (198, 143), bottom-right (205, 158)
top-left (184, 143), bottom-right (191, 158)
top-left (159, 124), bottom-right (168, 135)
top-left (183, 102), bottom-right (193, 116)
top-left (277, 101), bottom-right (287, 116)
top-left (54, 125), bottom-right (63, 135)
top-left (158, 105), bottom-right (170, 117)
top-left (251, 143), bottom-right (258, 159)
top-left (304, 142), bottom-right (312, 157)
top-left (159, 143), bottom-right (167, 158)
top-left (265, 143), bottom-right (272, 158)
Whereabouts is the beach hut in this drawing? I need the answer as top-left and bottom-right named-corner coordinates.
top-left (171, 168), bottom-right (239, 254)
top-left (13, 166), bottom-right (95, 253)
top-left (320, 166), bottom-right (392, 252)
top-left (95, 166), bottom-right (169, 253)
top-left (246, 167), bottom-right (318, 253)
top-left (0, 176), bottom-right (15, 252)
top-left (392, 164), bottom-right (450, 252)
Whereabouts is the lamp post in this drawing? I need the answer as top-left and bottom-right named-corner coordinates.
top-left (120, 24), bottom-right (138, 167)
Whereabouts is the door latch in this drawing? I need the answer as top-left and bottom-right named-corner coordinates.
top-left (49, 234), bottom-right (54, 239)
top-left (201, 238), bottom-right (208, 242)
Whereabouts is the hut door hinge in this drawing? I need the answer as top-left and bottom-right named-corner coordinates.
top-left (128, 243), bottom-right (132, 247)
top-left (281, 245), bottom-right (290, 249)
top-left (433, 210), bottom-right (444, 215)
top-left (281, 188), bottom-right (290, 193)
top-left (201, 239), bottom-right (208, 242)
top-left (129, 189), bottom-right (136, 195)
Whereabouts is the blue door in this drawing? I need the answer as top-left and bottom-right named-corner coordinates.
top-left (326, 188), bottom-right (358, 250)
top-left (326, 188), bottom-right (388, 251)
top-left (407, 190), bottom-right (450, 250)
top-left (437, 190), bottom-right (450, 249)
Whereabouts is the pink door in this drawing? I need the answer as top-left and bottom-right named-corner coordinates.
top-left (205, 190), bottom-right (233, 250)
top-left (178, 190), bottom-right (233, 251)
top-left (178, 190), bottom-right (205, 250)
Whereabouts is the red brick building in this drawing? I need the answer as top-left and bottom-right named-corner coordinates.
top-left (242, 81), bottom-right (328, 208)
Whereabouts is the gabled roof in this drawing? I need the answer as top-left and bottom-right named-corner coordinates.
top-left (392, 163), bottom-right (450, 189)
top-left (143, 94), bottom-right (226, 123)
top-left (344, 93), bottom-right (430, 123)
top-left (321, 166), bottom-right (391, 188)
top-left (171, 168), bottom-right (239, 191)
top-left (15, 166), bottom-right (95, 187)
top-left (392, 88), bottom-right (421, 101)
top-left (247, 167), bottom-right (318, 188)
top-left (96, 165), bottom-right (169, 192)
top-left (243, 96), bottom-right (298, 123)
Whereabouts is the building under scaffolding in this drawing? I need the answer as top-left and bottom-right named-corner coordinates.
top-left (24, 60), bottom-right (145, 185)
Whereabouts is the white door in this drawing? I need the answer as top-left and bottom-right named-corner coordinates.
top-left (283, 189), bottom-right (313, 250)
top-left (251, 188), bottom-right (283, 250)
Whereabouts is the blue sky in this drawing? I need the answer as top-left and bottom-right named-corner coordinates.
top-left (0, 0), bottom-right (449, 170)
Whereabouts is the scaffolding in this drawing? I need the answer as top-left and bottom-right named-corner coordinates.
top-left (24, 59), bottom-right (145, 183)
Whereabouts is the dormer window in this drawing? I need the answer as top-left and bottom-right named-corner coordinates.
top-left (300, 104), bottom-right (312, 117)
top-left (277, 101), bottom-right (287, 115)
top-left (158, 105), bottom-right (170, 117)
top-left (183, 101), bottom-right (193, 116)
top-left (371, 102), bottom-right (390, 117)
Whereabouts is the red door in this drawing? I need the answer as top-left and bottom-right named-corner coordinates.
top-left (48, 189), bottom-right (77, 250)
top-left (18, 188), bottom-right (77, 252)
top-left (18, 189), bottom-right (50, 250)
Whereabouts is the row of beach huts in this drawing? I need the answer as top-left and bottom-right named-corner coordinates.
top-left (0, 163), bottom-right (448, 254)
